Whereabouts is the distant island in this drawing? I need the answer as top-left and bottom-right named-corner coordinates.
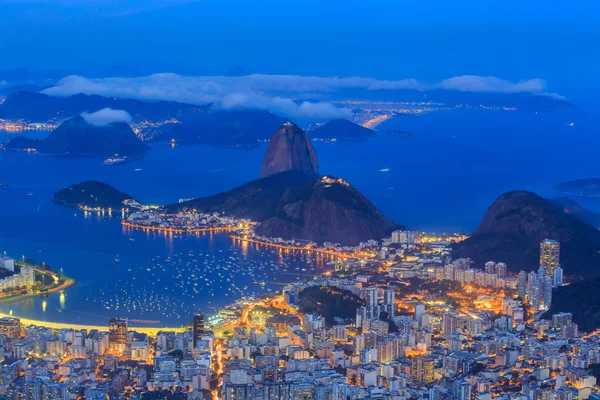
top-left (53, 180), bottom-right (140, 211)
top-left (309, 119), bottom-right (376, 142)
top-left (383, 130), bottom-right (415, 137)
top-left (554, 178), bottom-right (600, 198)
top-left (2, 116), bottom-right (150, 163)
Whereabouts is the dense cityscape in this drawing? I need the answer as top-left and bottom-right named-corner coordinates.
top-left (0, 1), bottom-right (597, 399)
top-left (0, 229), bottom-right (596, 400)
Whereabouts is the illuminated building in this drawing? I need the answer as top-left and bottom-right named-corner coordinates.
top-left (263, 382), bottom-right (292, 400)
top-left (442, 312), bottom-right (459, 335)
top-left (223, 383), bottom-right (255, 400)
top-left (193, 312), bottom-right (205, 348)
top-left (540, 239), bottom-right (560, 278)
top-left (0, 317), bottom-right (21, 339)
top-left (496, 262), bottom-right (507, 278)
top-left (412, 356), bottom-right (435, 384)
top-left (484, 261), bottom-right (496, 274)
top-left (364, 287), bottom-right (378, 306)
top-left (414, 304), bottom-right (425, 323)
top-left (551, 312), bottom-right (572, 329)
top-left (391, 230), bottom-right (418, 245)
top-left (108, 318), bottom-right (128, 353)
top-left (382, 287), bottom-right (396, 318)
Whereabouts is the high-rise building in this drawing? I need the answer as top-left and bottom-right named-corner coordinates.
top-left (391, 230), bottom-right (418, 245)
top-left (542, 275), bottom-right (553, 310)
top-left (517, 271), bottom-right (527, 299)
top-left (540, 239), bottom-right (560, 278)
top-left (382, 288), bottom-right (395, 318)
top-left (414, 303), bottom-right (425, 323)
top-left (456, 380), bottom-right (472, 400)
top-left (193, 313), bottom-right (205, 347)
top-left (442, 312), bottom-right (459, 335)
top-left (551, 312), bottom-right (572, 329)
top-left (496, 263), bottom-right (507, 279)
top-left (484, 261), bottom-right (496, 275)
top-left (412, 356), bottom-right (435, 384)
top-left (527, 272), bottom-right (542, 310)
top-left (364, 287), bottom-right (379, 306)
top-left (108, 318), bottom-right (128, 353)
top-left (553, 266), bottom-right (563, 287)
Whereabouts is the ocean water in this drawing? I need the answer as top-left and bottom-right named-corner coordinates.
top-left (0, 108), bottom-right (598, 326)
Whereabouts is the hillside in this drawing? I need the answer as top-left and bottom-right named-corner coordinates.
top-left (310, 119), bottom-right (376, 141)
top-left (256, 176), bottom-right (396, 245)
top-left (168, 171), bottom-right (313, 221)
top-left (297, 286), bottom-right (364, 325)
top-left (167, 122), bottom-right (396, 245)
top-left (155, 108), bottom-right (287, 148)
top-left (549, 197), bottom-right (600, 228)
top-left (543, 277), bottom-right (600, 332)
top-left (554, 178), bottom-right (600, 198)
top-left (452, 191), bottom-right (600, 276)
top-left (54, 180), bottom-right (137, 211)
top-left (0, 90), bottom-right (200, 122)
top-left (3, 116), bottom-right (150, 160)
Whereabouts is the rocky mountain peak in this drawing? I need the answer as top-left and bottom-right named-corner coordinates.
top-left (260, 122), bottom-right (319, 179)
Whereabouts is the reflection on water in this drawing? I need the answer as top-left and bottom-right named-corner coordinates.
top-left (1, 109), bottom-right (599, 326)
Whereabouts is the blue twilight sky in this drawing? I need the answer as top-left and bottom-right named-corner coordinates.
top-left (0, 0), bottom-right (599, 107)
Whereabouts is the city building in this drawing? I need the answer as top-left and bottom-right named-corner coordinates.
top-left (108, 318), bottom-right (128, 353)
top-left (193, 312), bottom-right (205, 348)
top-left (540, 239), bottom-right (560, 278)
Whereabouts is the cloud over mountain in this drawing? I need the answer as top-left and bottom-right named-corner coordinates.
top-left (42, 73), bottom-right (560, 119)
top-left (436, 75), bottom-right (547, 93)
top-left (81, 108), bottom-right (132, 126)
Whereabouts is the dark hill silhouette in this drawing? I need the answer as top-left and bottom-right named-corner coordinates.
top-left (156, 108), bottom-right (287, 148)
top-left (3, 116), bottom-right (149, 160)
top-left (543, 277), bottom-right (600, 332)
top-left (0, 90), bottom-right (200, 122)
top-left (169, 171), bottom-right (313, 222)
top-left (310, 119), bottom-right (376, 141)
top-left (256, 176), bottom-right (396, 245)
top-left (168, 123), bottom-right (395, 245)
top-left (453, 191), bottom-right (600, 276)
top-left (53, 180), bottom-right (136, 211)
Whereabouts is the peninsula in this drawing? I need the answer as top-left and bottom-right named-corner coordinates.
top-left (554, 178), bottom-right (600, 197)
top-left (53, 180), bottom-right (141, 211)
top-left (169, 122), bottom-right (397, 245)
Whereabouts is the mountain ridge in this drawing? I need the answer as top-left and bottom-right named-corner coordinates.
top-left (452, 190), bottom-right (600, 276)
top-left (2, 115), bottom-right (150, 160)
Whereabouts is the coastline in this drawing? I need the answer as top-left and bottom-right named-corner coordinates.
top-left (0, 311), bottom-right (186, 336)
top-left (0, 268), bottom-right (75, 306)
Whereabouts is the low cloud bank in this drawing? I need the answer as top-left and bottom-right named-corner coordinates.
top-left (43, 73), bottom-right (560, 119)
top-left (81, 108), bottom-right (132, 126)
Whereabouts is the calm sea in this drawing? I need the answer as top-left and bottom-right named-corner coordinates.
top-left (0, 108), bottom-right (598, 326)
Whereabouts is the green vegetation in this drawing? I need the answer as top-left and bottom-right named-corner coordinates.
top-left (543, 277), bottom-right (600, 332)
top-left (54, 180), bottom-right (135, 211)
top-left (297, 286), bottom-right (364, 325)
top-left (587, 364), bottom-right (600, 380)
